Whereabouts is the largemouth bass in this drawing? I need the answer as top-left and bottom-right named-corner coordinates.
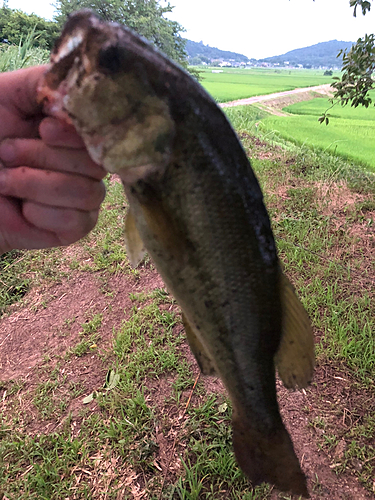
top-left (38, 11), bottom-right (314, 497)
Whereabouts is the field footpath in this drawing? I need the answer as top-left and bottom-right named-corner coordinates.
top-left (220, 83), bottom-right (332, 115)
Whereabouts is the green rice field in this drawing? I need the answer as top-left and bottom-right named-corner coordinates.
top-left (261, 95), bottom-right (375, 172)
top-left (199, 67), bottom-right (336, 103)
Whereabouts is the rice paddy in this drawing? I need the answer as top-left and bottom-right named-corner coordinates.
top-left (199, 67), bottom-right (337, 103)
top-left (260, 94), bottom-right (375, 172)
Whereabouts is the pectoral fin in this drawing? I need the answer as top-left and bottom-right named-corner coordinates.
top-left (182, 313), bottom-right (216, 376)
top-left (275, 273), bottom-right (315, 389)
top-left (124, 208), bottom-right (146, 267)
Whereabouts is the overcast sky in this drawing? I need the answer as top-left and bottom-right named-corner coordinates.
top-left (6, 0), bottom-right (375, 59)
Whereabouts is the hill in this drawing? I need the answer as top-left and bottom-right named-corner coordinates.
top-left (185, 39), bottom-right (250, 64)
top-left (260, 40), bottom-right (354, 68)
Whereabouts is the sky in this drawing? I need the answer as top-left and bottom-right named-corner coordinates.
top-left (5, 0), bottom-right (375, 59)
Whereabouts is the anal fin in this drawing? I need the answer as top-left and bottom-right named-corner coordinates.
top-left (124, 207), bottom-right (146, 268)
top-left (182, 313), bottom-right (216, 376)
top-left (275, 272), bottom-right (315, 389)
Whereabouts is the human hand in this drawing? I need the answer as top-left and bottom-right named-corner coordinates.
top-left (0, 66), bottom-right (106, 255)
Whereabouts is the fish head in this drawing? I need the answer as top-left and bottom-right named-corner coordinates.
top-left (38, 10), bottom-right (175, 182)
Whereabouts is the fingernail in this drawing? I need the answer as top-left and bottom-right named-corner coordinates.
top-left (0, 141), bottom-right (16, 163)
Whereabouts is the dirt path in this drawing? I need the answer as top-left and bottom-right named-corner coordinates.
top-left (220, 83), bottom-right (332, 113)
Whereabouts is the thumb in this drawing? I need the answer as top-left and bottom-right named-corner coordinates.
top-left (3, 65), bottom-right (48, 118)
top-left (0, 65), bottom-right (49, 140)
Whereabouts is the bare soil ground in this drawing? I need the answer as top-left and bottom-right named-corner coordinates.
top-left (1, 135), bottom-right (374, 499)
top-left (2, 270), bottom-right (374, 499)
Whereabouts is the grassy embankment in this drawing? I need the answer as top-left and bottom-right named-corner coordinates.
top-left (0, 96), bottom-right (374, 498)
top-left (225, 107), bottom-right (375, 387)
top-left (198, 67), bottom-right (336, 103)
top-left (261, 93), bottom-right (375, 172)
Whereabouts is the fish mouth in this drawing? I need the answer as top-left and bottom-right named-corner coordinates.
top-left (37, 12), bottom-right (102, 120)
top-left (38, 10), bottom-right (142, 114)
top-left (38, 10), bottom-right (176, 175)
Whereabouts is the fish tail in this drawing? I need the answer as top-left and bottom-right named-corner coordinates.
top-left (232, 413), bottom-right (309, 497)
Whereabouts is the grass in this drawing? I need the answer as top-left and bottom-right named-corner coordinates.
top-left (199, 67), bottom-right (337, 102)
top-left (0, 62), bottom-right (374, 497)
top-left (0, 289), bottom-right (259, 499)
top-left (0, 251), bottom-right (30, 315)
top-left (0, 34), bottom-right (49, 72)
top-left (260, 93), bottom-right (375, 172)
top-left (226, 107), bottom-right (375, 384)
top-left (66, 312), bottom-right (104, 357)
top-left (201, 66), bottom-right (375, 174)
top-left (224, 104), bottom-right (267, 133)
top-left (1, 122), bottom-right (374, 496)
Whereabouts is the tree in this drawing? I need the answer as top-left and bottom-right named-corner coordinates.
top-left (318, 1), bottom-right (375, 124)
top-left (331, 0), bottom-right (375, 108)
top-left (189, 56), bottom-right (202, 66)
top-left (0, 5), bottom-right (59, 48)
top-left (53, 0), bottom-right (188, 67)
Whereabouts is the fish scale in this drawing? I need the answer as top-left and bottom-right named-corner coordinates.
top-left (38, 10), bottom-right (315, 496)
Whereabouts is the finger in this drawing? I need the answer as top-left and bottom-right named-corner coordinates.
top-left (1, 66), bottom-right (47, 118)
top-left (0, 195), bottom-right (60, 252)
top-left (0, 138), bottom-right (106, 180)
top-left (39, 117), bottom-right (86, 149)
top-left (0, 167), bottom-right (106, 211)
top-left (0, 106), bottom-right (42, 141)
top-left (0, 66), bottom-right (47, 140)
top-left (0, 66), bottom-right (47, 137)
top-left (22, 201), bottom-right (99, 245)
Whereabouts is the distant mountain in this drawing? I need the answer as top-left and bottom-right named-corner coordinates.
top-left (260, 40), bottom-right (354, 68)
top-left (185, 39), bottom-right (250, 63)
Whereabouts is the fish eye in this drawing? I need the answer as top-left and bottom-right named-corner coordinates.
top-left (98, 44), bottom-right (124, 74)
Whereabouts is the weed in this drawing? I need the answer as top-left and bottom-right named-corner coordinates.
top-left (80, 313), bottom-right (103, 335)
top-left (0, 29), bottom-right (48, 72)
top-left (33, 380), bottom-right (60, 419)
top-left (0, 251), bottom-right (29, 315)
top-left (68, 333), bottom-right (100, 357)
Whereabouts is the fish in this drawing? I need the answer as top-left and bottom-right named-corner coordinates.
top-left (38, 10), bottom-right (314, 497)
